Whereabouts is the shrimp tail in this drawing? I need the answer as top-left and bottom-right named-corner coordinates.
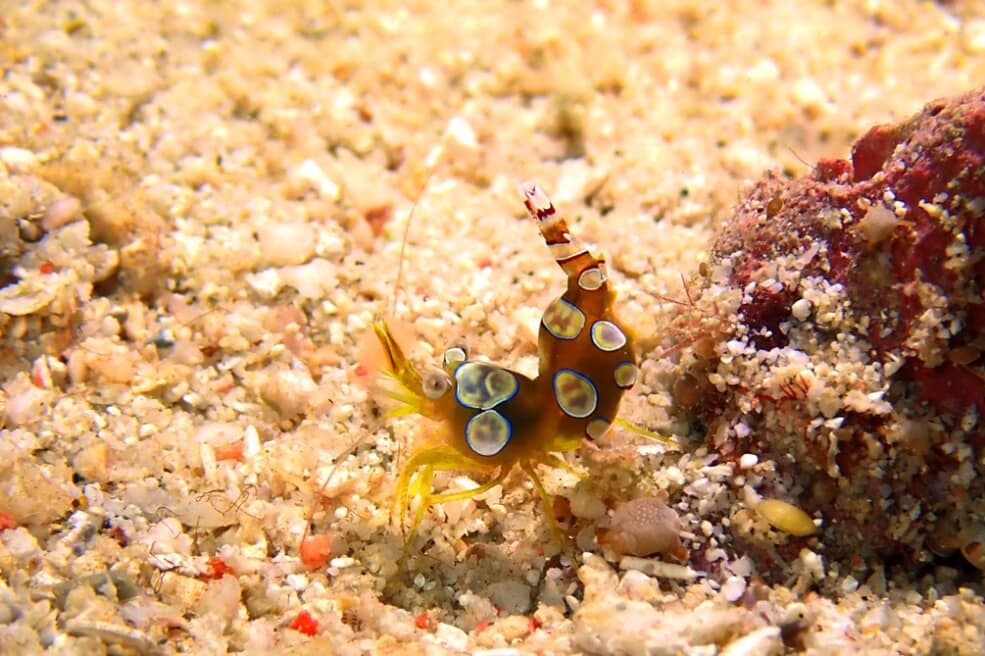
top-left (520, 181), bottom-right (607, 290)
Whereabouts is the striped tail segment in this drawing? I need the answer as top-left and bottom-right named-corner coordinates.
top-left (520, 182), bottom-right (608, 292)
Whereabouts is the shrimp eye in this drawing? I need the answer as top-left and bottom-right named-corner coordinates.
top-left (422, 370), bottom-right (452, 399)
top-left (443, 346), bottom-right (467, 372)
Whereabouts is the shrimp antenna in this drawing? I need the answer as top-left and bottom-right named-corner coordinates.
top-left (787, 146), bottom-right (811, 170)
top-left (389, 145), bottom-right (444, 319)
top-left (301, 141), bottom-right (445, 564)
top-left (299, 418), bottom-right (385, 563)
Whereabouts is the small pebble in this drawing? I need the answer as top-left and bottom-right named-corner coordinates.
top-left (570, 486), bottom-right (606, 520)
top-left (42, 196), bottom-right (82, 231)
top-left (435, 623), bottom-right (469, 651)
top-left (446, 116), bottom-right (478, 149)
top-left (720, 626), bottom-right (782, 656)
top-left (258, 221), bottom-right (317, 266)
top-left (0, 146), bottom-right (38, 172)
top-left (291, 159), bottom-right (340, 200)
top-left (619, 556), bottom-right (701, 580)
top-left (243, 425), bottom-right (261, 458)
top-left (790, 298), bottom-right (812, 321)
top-left (722, 575), bottom-right (747, 602)
top-left (738, 453), bottom-right (759, 470)
top-left (485, 581), bottom-right (532, 615)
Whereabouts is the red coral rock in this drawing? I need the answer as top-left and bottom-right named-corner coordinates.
top-left (908, 361), bottom-right (985, 418)
top-left (681, 88), bottom-right (985, 575)
top-left (851, 123), bottom-right (902, 182)
top-left (713, 87), bottom-right (985, 403)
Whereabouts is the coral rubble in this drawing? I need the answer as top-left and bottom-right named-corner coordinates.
top-left (677, 87), bottom-right (985, 574)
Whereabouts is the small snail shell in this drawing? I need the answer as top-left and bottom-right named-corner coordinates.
top-left (756, 498), bottom-right (818, 537)
top-left (597, 497), bottom-right (687, 560)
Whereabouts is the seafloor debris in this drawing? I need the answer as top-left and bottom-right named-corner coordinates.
top-left (0, 170), bottom-right (119, 323)
top-left (670, 87), bottom-right (985, 576)
top-left (596, 496), bottom-right (687, 560)
top-left (755, 498), bottom-right (819, 538)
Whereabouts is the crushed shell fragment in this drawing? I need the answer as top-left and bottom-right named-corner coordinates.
top-left (960, 525), bottom-right (985, 570)
top-left (618, 556), bottom-right (702, 580)
top-left (756, 498), bottom-right (819, 537)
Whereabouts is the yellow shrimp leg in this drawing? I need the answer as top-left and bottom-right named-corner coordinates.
top-left (392, 445), bottom-right (506, 549)
top-left (614, 417), bottom-right (678, 446)
top-left (520, 461), bottom-right (567, 549)
top-left (542, 453), bottom-right (586, 480)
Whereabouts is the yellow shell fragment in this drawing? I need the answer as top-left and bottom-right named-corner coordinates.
top-left (756, 498), bottom-right (819, 537)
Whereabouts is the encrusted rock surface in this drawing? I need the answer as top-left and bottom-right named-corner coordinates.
top-left (677, 88), bottom-right (985, 575)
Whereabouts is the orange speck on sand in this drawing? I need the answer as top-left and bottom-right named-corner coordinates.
top-left (201, 556), bottom-right (235, 580)
top-left (363, 204), bottom-right (393, 238)
top-left (214, 441), bottom-right (245, 462)
top-left (414, 612), bottom-right (434, 630)
top-left (39, 261), bottom-right (55, 274)
top-left (352, 337), bottom-right (383, 390)
top-left (290, 609), bottom-right (319, 636)
top-left (212, 373), bottom-right (236, 394)
top-left (0, 511), bottom-right (16, 530)
top-left (300, 533), bottom-right (334, 569)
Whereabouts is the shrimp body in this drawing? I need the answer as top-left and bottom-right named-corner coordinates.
top-left (377, 183), bottom-right (638, 541)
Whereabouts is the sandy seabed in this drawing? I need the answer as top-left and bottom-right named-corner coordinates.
top-left (2, 1), bottom-right (985, 654)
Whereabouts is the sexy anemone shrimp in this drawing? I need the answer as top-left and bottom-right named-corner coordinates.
top-left (374, 182), bottom-right (674, 550)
